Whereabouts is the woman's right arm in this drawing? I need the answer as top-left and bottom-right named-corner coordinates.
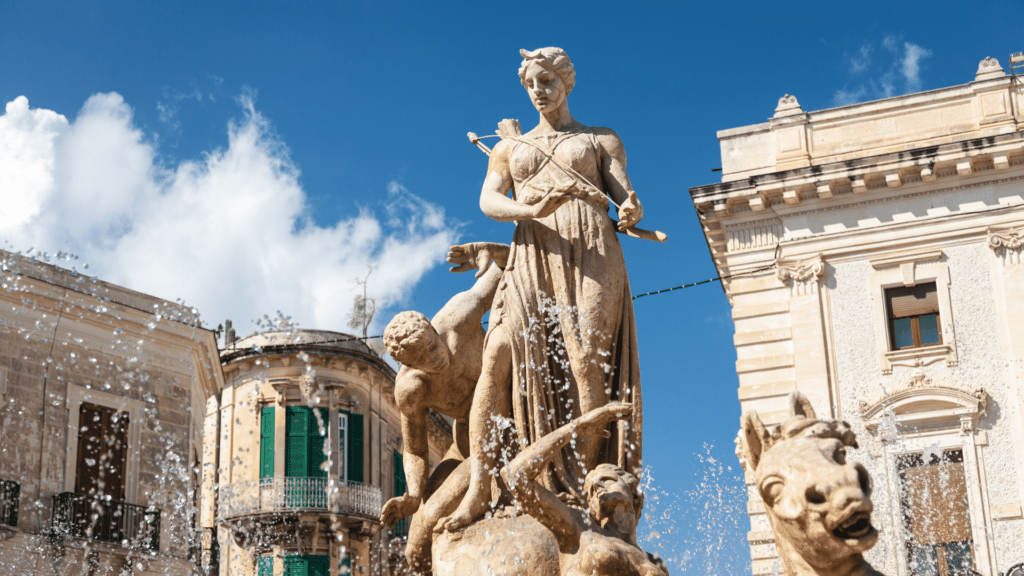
top-left (480, 140), bottom-right (566, 222)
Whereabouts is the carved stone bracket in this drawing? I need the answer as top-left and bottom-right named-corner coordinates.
top-left (775, 256), bottom-right (825, 296)
top-left (988, 227), bottom-right (1024, 265)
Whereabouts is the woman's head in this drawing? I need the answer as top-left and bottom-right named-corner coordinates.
top-left (518, 47), bottom-right (575, 96)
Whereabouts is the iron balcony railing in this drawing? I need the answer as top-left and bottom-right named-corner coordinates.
top-left (217, 477), bottom-right (382, 522)
top-left (0, 479), bottom-right (18, 527)
top-left (51, 493), bottom-right (160, 551)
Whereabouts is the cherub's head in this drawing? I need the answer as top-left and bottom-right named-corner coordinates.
top-left (383, 311), bottom-right (449, 373)
top-left (583, 463), bottom-right (643, 537)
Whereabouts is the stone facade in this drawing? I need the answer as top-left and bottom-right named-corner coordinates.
top-left (690, 57), bottom-right (1024, 575)
top-left (0, 250), bottom-right (223, 575)
top-left (202, 330), bottom-right (451, 576)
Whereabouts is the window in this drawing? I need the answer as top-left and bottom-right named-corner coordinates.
top-left (258, 555), bottom-right (273, 576)
top-left (898, 450), bottom-right (975, 576)
top-left (341, 410), bottom-right (363, 483)
top-left (392, 450), bottom-right (408, 537)
top-left (259, 407), bottom-right (363, 483)
top-left (64, 385), bottom-right (144, 504)
top-left (338, 413), bottom-right (347, 482)
top-left (285, 407), bottom-right (327, 478)
top-left (260, 407), bottom-right (275, 479)
top-left (284, 555), bottom-right (329, 576)
top-left (75, 402), bottom-right (128, 500)
top-left (886, 282), bottom-right (941, 350)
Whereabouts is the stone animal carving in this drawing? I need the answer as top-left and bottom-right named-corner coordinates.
top-left (737, 392), bottom-right (883, 576)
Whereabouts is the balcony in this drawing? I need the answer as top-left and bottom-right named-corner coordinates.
top-left (51, 493), bottom-right (160, 551)
top-left (0, 479), bottom-right (18, 527)
top-left (217, 477), bottom-right (382, 523)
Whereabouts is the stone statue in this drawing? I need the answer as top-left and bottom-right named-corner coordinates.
top-left (737, 393), bottom-right (884, 576)
top-left (429, 404), bottom-right (665, 576)
top-left (380, 242), bottom-right (509, 570)
top-left (500, 402), bottom-right (668, 576)
top-left (439, 46), bottom-right (646, 533)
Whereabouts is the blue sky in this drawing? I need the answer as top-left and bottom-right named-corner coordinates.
top-left (3, 0), bottom-right (1024, 571)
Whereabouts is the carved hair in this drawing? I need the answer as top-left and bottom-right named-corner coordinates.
top-left (583, 463), bottom-right (644, 519)
top-left (519, 47), bottom-right (576, 95)
top-left (383, 311), bottom-right (435, 358)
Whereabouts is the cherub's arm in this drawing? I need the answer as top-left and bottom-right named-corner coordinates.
top-left (437, 242), bottom-right (510, 323)
top-left (500, 403), bottom-right (633, 551)
top-left (381, 372), bottom-right (430, 529)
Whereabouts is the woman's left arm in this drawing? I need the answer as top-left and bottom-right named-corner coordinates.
top-left (597, 130), bottom-right (643, 230)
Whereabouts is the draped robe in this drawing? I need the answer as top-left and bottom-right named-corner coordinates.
top-left (486, 127), bottom-right (643, 498)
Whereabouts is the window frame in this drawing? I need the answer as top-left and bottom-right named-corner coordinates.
top-left (896, 449), bottom-right (976, 576)
top-left (74, 401), bottom-right (130, 501)
top-left (869, 251), bottom-right (958, 374)
top-left (885, 282), bottom-right (942, 351)
top-left (64, 385), bottom-right (144, 505)
top-left (874, 430), bottom-right (994, 576)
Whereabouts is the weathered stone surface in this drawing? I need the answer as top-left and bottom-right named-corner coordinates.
top-left (432, 512), bottom-right (559, 576)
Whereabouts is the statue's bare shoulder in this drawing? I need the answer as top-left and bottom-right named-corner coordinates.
top-left (580, 125), bottom-right (626, 163)
top-left (394, 365), bottom-right (431, 413)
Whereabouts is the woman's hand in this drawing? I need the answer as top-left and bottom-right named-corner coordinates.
top-left (530, 187), bottom-right (571, 219)
top-left (617, 190), bottom-right (643, 232)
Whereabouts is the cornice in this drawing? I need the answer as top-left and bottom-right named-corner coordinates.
top-left (690, 131), bottom-right (1024, 210)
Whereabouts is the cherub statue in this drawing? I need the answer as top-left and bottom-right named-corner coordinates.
top-left (737, 392), bottom-right (883, 576)
top-left (498, 402), bottom-right (668, 576)
top-left (380, 241), bottom-right (509, 570)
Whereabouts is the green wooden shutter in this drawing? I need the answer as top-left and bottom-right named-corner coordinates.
top-left (340, 557), bottom-right (352, 574)
top-left (393, 450), bottom-right (406, 497)
top-left (257, 555), bottom-right (274, 576)
top-left (308, 408), bottom-right (327, 478)
top-left (306, 555), bottom-right (329, 576)
top-left (260, 407), bottom-right (275, 479)
top-left (283, 556), bottom-right (306, 576)
top-left (283, 555), bottom-right (328, 576)
top-left (348, 413), bottom-right (364, 483)
top-left (285, 407), bottom-right (309, 477)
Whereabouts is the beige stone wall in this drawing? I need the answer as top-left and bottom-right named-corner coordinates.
top-left (691, 58), bottom-right (1024, 576)
top-left (0, 251), bottom-right (222, 575)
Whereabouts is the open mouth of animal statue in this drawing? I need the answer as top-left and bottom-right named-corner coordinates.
top-left (832, 511), bottom-right (875, 541)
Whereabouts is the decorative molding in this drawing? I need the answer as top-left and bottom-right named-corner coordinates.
top-left (869, 248), bottom-right (944, 270)
top-left (725, 220), bottom-right (783, 253)
top-left (987, 227), bottom-right (1024, 265)
top-left (859, 371), bottom-right (986, 433)
top-left (883, 344), bottom-right (957, 374)
top-left (775, 256), bottom-right (824, 296)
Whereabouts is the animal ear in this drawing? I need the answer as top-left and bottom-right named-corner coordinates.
top-left (790, 392), bottom-right (816, 420)
top-left (739, 411), bottom-right (769, 471)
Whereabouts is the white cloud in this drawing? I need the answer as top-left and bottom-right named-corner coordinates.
top-left (849, 45), bottom-right (871, 74)
top-left (832, 37), bottom-right (932, 106)
top-left (901, 42), bottom-right (932, 92)
top-left (0, 93), bottom-right (459, 336)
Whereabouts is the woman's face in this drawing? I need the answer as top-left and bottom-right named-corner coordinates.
top-left (522, 62), bottom-right (566, 113)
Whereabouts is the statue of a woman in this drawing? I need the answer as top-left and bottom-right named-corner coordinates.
top-left (440, 47), bottom-right (645, 532)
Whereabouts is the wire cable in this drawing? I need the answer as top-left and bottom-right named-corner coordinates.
top-left (226, 260), bottom-right (778, 348)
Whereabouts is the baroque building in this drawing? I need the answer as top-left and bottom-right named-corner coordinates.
top-left (690, 56), bottom-right (1024, 576)
top-left (201, 329), bottom-right (452, 576)
top-left (0, 250), bottom-right (223, 574)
